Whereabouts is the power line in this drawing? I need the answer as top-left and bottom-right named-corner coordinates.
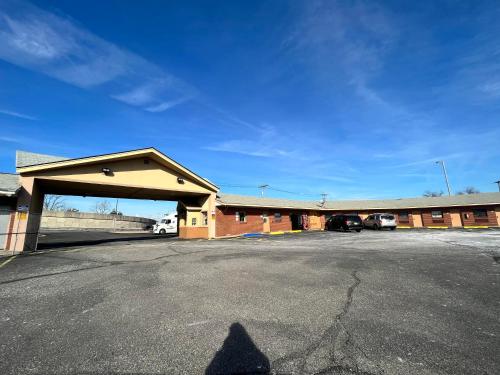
top-left (258, 184), bottom-right (269, 197)
top-left (267, 187), bottom-right (319, 197)
top-left (217, 182), bottom-right (327, 199)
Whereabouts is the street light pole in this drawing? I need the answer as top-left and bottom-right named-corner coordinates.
top-left (436, 160), bottom-right (452, 196)
top-left (494, 180), bottom-right (500, 192)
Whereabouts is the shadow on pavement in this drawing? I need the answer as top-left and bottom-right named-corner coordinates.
top-left (37, 232), bottom-right (177, 250)
top-left (205, 322), bottom-right (270, 375)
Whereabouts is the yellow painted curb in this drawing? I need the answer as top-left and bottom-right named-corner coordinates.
top-left (288, 230), bottom-right (302, 233)
top-left (0, 255), bottom-right (17, 269)
top-left (427, 226), bottom-right (449, 229)
top-left (397, 226), bottom-right (412, 229)
top-left (270, 231), bottom-right (285, 235)
top-left (463, 226), bottom-right (488, 229)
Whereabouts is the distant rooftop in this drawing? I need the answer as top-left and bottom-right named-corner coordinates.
top-left (217, 192), bottom-right (500, 211)
top-left (0, 173), bottom-right (20, 196)
top-left (16, 150), bottom-right (69, 168)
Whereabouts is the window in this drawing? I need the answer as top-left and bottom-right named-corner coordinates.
top-left (236, 211), bottom-right (246, 223)
top-left (161, 219), bottom-right (166, 224)
top-left (274, 212), bottom-right (282, 222)
top-left (191, 217), bottom-right (197, 226)
top-left (165, 219), bottom-right (171, 224)
top-left (345, 215), bottom-right (360, 221)
top-left (473, 209), bottom-right (488, 218)
top-left (431, 210), bottom-right (443, 219)
top-left (202, 211), bottom-right (208, 226)
top-left (399, 212), bottom-right (409, 221)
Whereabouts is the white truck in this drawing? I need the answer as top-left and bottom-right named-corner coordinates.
top-left (153, 213), bottom-right (178, 234)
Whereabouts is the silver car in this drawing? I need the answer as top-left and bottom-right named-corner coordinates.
top-left (363, 213), bottom-right (397, 230)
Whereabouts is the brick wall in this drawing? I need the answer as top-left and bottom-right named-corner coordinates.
top-left (216, 207), bottom-right (265, 236)
top-left (269, 209), bottom-right (293, 232)
top-left (179, 226), bottom-right (208, 239)
top-left (216, 207), bottom-right (309, 236)
top-left (216, 205), bottom-right (500, 235)
top-left (393, 210), bottom-right (414, 226)
top-left (459, 206), bottom-right (498, 226)
top-left (421, 209), bottom-right (452, 227)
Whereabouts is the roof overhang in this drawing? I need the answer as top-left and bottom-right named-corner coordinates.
top-left (217, 198), bottom-right (500, 211)
top-left (216, 201), bottom-right (322, 210)
top-left (0, 189), bottom-right (19, 197)
top-left (16, 148), bottom-right (219, 193)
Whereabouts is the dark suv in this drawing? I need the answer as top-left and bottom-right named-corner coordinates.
top-left (325, 215), bottom-right (363, 232)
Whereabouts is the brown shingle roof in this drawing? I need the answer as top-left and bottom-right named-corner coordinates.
top-left (217, 192), bottom-right (500, 211)
top-left (0, 173), bottom-right (20, 196)
top-left (16, 151), bottom-right (68, 168)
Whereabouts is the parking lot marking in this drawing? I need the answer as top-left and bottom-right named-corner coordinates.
top-left (187, 319), bottom-right (211, 327)
top-left (0, 255), bottom-right (17, 269)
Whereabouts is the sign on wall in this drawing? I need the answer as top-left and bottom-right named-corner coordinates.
top-left (17, 205), bottom-right (29, 212)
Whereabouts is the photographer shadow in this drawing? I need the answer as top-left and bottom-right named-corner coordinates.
top-left (205, 322), bottom-right (270, 375)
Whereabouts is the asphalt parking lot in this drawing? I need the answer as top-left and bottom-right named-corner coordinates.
top-left (1, 230), bottom-right (499, 375)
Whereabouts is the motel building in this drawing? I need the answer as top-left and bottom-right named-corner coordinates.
top-left (1, 148), bottom-right (500, 253)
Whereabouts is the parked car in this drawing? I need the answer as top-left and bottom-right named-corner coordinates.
top-left (325, 214), bottom-right (363, 232)
top-left (363, 213), bottom-right (397, 230)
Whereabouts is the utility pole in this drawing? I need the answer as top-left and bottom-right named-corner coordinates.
top-left (435, 160), bottom-right (452, 196)
top-left (320, 193), bottom-right (328, 206)
top-left (494, 180), bottom-right (500, 192)
top-left (113, 198), bottom-right (119, 232)
top-left (258, 184), bottom-right (269, 197)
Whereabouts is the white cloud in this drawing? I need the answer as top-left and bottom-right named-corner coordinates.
top-left (0, 108), bottom-right (36, 120)
top-left (0, 0), bottom-right (194, 111)
top-left (205, 124), bottom-right (292, 158)
top-left (145, 96), bottom-right (193, 113)
top-left (284, 1), bottom-right (398, 104)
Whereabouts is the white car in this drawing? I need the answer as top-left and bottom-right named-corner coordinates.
top-left (153, 213), bottom-right (177, 234)
top-left (363, 213), bottom-right (397, 230)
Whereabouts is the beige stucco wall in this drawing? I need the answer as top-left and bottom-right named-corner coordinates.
top-left (41, 211), bottom-right (156, 231)
top-left (30, 158), bottom-right (213, 195)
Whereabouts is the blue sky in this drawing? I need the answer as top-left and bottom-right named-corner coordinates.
top-left (1, 0), bottom-right (500, 217)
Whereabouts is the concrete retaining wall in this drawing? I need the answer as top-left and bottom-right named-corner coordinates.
top-left (41, 211), bottom-right (156, 231)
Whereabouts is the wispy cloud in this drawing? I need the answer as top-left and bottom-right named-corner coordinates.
top-left (284, 1), bottom-right (398, 106)
top-left (145, 96), bottom-right (193, 113)
top-left (0, 108), bottom-right (36, 120)
top-left (0, 0), bottom-right (194, 112)
top-left (204, 124), bottom-right (293, 158)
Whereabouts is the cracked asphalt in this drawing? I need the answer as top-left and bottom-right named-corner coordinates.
top-left (0, 229), bottom-right (499, 375)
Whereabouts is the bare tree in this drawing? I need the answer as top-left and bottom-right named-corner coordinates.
top-left (43, 195), bottom-right (66, 211)
top-left (93, 200), bottom-right (111, 214)
top-left (457, 186), bottom-right (480, 195)
top-left (423, 190), bottom-right (444, 197)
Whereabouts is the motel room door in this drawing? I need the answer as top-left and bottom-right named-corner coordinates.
top-left (450, 210), bottom-right (463, 227)
top-left (412, 212), bottom-right (423, 227)
top-left (262, 212), bottom-right (270, 233)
